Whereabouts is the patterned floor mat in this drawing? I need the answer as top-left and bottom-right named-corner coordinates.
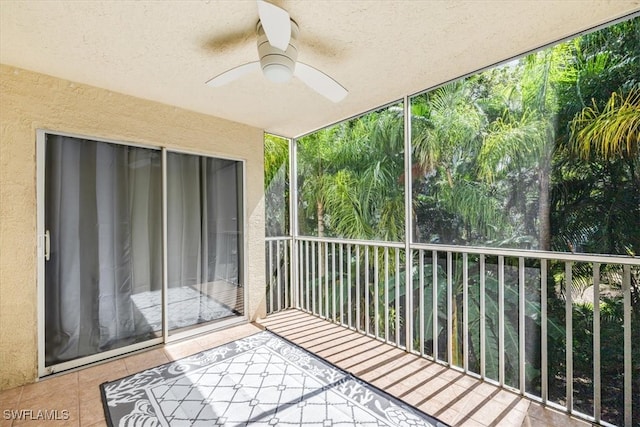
top-left (101, 330), bottom-right (447, 426)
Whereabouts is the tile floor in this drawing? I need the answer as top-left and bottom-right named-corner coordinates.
top-left (0, 323), bottom-right (261, 427)
top-left (0, 310), bottom-right (591, 426)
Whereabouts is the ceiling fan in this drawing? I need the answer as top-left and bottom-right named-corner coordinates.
top-left (206, 0), bottom-right (348, 103)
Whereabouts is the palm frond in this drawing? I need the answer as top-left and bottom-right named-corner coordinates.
top-left (570, 87), bottom-right (640, 161)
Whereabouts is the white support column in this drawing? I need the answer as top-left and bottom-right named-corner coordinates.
top-left (161, 148), bottom-right (169, 342)
top-left (403, 95), bottom-right (413, 352)
top-left (290, 137), bottom-right (299, 310)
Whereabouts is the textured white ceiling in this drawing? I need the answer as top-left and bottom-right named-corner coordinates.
top-left (1, 1), bottom-right (639, 137)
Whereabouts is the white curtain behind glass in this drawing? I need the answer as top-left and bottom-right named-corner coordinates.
top-left (45, 135), bottom-right (161, 365)
top-left (166, 153), bottom-right (243, 331)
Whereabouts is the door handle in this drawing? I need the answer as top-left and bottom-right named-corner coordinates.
top-left (44, 230), bottom-right (50, 261)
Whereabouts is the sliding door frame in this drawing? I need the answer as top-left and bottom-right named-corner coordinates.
top-left (163, 146), bottom-right (248, 343)
top-left (36, 130), bottom-right (248, 377)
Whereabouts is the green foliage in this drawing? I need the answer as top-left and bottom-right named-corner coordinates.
top-left (296, 104), bottom-right (405, 241)
top-left (264, 15), bottom-right (640, 426)
top-left (264, 134), bottom-right (290, 237)
top-left (570, 88), bottom-right (640, 161)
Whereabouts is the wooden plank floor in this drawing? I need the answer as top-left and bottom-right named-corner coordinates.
top-left (258, 309), bottom-right (593, 427)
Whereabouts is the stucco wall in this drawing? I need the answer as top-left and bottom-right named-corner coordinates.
top-left (0, 64), bottom-right (266, 390)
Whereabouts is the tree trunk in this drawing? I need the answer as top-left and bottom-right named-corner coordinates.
top-left (317, 200), bottom-right (325, 237)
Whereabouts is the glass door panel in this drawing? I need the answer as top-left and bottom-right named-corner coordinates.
top-left (166, 152), bottom-right (244, 334)
top-left (44, 134), bottom-right (162, 367)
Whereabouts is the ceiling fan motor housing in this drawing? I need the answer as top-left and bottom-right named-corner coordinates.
top-left (257, 20), bottom-right (299, 83)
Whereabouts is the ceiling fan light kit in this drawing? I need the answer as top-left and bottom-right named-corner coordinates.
top-left (257, 21), bottom-right (298, 83)
top-left (206, 0), bottom-right (348, 103)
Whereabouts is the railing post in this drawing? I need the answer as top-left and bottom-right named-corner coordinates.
top-left (324, 242), bottom-right (329, 318)
top-left (365, 246), bottom-right (370, 336)
top-left (593, 262), bottom-right (600, 424)
top-left (541, 258), bottom-right (548, 404)
top-left (356, 245), bottom-right (361, 332)
top-left (498, 255), bottom-right (505, 387)
top-left (623, 265), bottom-right (632, 427)
top-left (447, 251), bottom-right (453, 365)
top-left (463, 253), bottom-right (469, 372)
top-left (332, 243), bottom-right (336, 322)
top-left (268, 240), bottom-right (274, 312)
top-left (312, 241), bottom-right (317, 314)
top-left (433, 250), bottom-right (439, 361)
top-left (565, 261), bottom-right (573, 414)
top-left (480, 254), bottom-right (486, 379)
top-left (419, 250), bottom-right (425, 357)
top-left (374, 247), bottom-right (379, 339)
top-left (384, 247), bottom-right (390, 342)
top-left (284, 238), bottom-right (289, 309)
top-left (340, 243), bottom-right (345, 325)
top-left (347, 244), bottom-right (352, 328)
top-left (395, 248), bottom-right (401, 346)
top-left (519, 257), bottom-right (525, 394)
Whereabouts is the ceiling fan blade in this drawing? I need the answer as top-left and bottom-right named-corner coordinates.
top-left (294, 62), bottom-right (348, 103)
top-left (257, 0), bottom-right (291, 51)
top-left (206, 62), bottom-right (261, 87)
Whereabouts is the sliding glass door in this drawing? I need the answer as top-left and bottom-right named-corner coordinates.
top-left (166, 153), bottom-right (244, 334)
top-left (43, 134), bottom-right (162, 369)
top-left (39, 132), bottom-right (245, 374)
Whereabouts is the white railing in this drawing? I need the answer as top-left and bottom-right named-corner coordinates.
top-left (265, 236), bottom-right (292, 314)
top-left (266, 235), bottom-right (639, 427)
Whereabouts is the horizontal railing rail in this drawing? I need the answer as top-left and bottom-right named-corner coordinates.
top-left (266, 235), bottom-right (639, 426)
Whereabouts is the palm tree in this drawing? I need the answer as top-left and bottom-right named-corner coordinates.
top-left (476, 45), bottom-right (574, 251)
top-left (264, 134), bottom-right (290, 237)
top-left (412, 81), bottom-right (505, 246)
top-left (570, 87), bottom-right (639, 164)
top-left (297, 105), bottom-right (405, 241)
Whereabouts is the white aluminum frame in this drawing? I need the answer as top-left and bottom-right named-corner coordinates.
top-left (36, 129), bottom-right (249, 377)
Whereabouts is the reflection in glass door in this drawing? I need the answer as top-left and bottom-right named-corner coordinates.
top-left (42, 134), bottom-right (162, 369)
top-left (166, 152), bottom-right (244, 334)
